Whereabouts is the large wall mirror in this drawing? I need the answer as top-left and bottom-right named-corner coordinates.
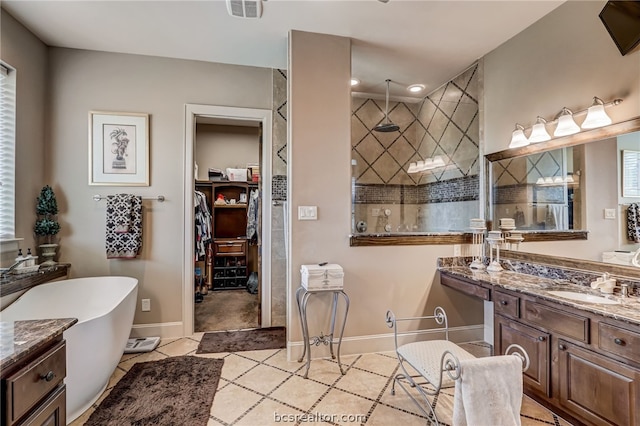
top-left (486, 116), bottom-right (640, 264)
top-left (350, 64), bottom-right (480, 246)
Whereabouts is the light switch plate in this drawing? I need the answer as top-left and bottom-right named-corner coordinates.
top-left (298, 206), bottom-right (318, 220)
top-left (604, 208), bottom-right (616, 220)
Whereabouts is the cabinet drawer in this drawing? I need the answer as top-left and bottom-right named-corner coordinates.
top-left (522, 300), bottom-right (589, 343)
top-left (440, 273), bottom-right (490, 300)
top-left (598, 322), bottom-right (640, 364)
top-left (213, 239), bottom-right (246, 256)
top-left (6, 341), bottom-right (66, 425)
top-left (494, 292), bottom-right (520, 318)
top-left (19, 384), bottom-right (65, 426)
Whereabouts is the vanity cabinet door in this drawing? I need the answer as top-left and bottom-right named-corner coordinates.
top-left (558, 339), bottom-right (640, 426)
top-left (495, 315), bottom-right (550, 397)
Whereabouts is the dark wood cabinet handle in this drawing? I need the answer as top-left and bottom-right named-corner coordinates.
top-left (40, 371), bottom-right (55, 382)
top-left (614, 338), bottom-right (625, 346)
top-left (559, 344), bottom-right (566, 351)
top-left (538, 336), bottom-right (546, 341)
top-left (500, 300), bottom-right (508, 305)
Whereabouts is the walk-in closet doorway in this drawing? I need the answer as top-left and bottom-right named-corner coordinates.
top-left (184, 104), bottom-right (273, 336)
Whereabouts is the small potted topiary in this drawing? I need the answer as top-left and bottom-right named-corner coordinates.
top-left (34, 185), bottom-right (61, 266)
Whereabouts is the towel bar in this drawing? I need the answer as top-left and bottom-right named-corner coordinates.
top-left (93, 194), bottom-right (165, 202)
top-left (386, 307), bottom-right (529, 425)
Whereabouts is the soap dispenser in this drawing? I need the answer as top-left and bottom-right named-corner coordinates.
top-left (15, 249), bottom-right (26, 270)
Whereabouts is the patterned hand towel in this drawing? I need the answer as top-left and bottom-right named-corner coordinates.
top-left (627, 203), bottom-right (640, 243)
top-left (106, 195), bottom-right (143, 259)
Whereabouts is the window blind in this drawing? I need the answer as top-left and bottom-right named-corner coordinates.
top-left (0, 63), bottom-right (16, 239)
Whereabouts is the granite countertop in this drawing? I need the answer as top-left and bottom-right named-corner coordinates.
top-left (439, 265), bottom-right (640, 327)
top-left (0, 318), bottom-right (77, 374)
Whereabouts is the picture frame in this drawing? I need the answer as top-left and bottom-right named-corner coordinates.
top-left (89, 111), bottom-right (149, 186)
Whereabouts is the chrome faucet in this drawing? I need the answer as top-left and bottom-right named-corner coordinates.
top-left (590, 272), bottom-right (616, 294)
top-left (0, 257), bottom-right (29, 278)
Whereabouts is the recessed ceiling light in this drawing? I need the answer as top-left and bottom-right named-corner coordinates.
top-left (407, 84), bottom-right (425, 93)
top-left (350, 78), bottom-right (360, 87)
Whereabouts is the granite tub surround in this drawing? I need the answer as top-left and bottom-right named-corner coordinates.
top-left (438, 257), bottom-right (640, 327)
top-left (0, 318), bottom-right (77, 373)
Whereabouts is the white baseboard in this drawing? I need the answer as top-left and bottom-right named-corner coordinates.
top-left (130, 321), bottom-right (184, 339)
top-left (287, 324), bottom-right (484, 362)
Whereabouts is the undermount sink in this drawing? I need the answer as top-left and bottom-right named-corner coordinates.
top-left (547, 290), bottom-right (620, 305)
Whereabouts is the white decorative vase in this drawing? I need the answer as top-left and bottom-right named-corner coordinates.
top-left (39, 243), bottom-right (58, 266)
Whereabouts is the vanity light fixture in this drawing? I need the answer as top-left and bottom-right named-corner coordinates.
top-left (507, 96), bottom-right (623, 149)
top-left (350, 78), bottom-right (360, 87)
top-left (407, 155), bottom-right (446, 173)
top-left (528, 117), bottom-right (551, 143)
top-left (508, 124), bottom-right (529, 148)
top-left (553, 107), bottom-right (580, 137)
top-left (581, 97), bottom-right (612, 129)
top-left (407, 84), bottom-right (425, 93)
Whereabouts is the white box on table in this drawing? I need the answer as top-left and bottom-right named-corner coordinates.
top-left (301, 264), bottom-right (344, 290)
top-left (226, 168), bottom-right (248, 182)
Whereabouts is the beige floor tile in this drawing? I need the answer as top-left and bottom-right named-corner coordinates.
top-left (236, 348), bottom-right (281, 362)
top-left (270, 374), bottom-right (330, 411)
top-left (333, 367), bottom-right (390, 400)
top-left (313, 388), bottom-right (375, 421)
top-left (264, 349), bottom-right (306, 373)
top-left (521, 396), bottom-right (572, 425)
top-left (106, 366), bottom-right (127, 389)
top-left (191, 332), bottom-right (205, 342)
top-left (378, 382), bottom-right (431, 417)
top-left (209, 382), bottom-right (264, 424)
top-left (206, 417), bottom-right (226, 426)
top-left (117, 350), bottom-right (167, 371)
top-left (234, 363), bottom-right (292, 395)
top-left (156, 337), bottom-right (200, 356)
top-left (366, 403), bottom-right (426, 426)
top-left (70, 406), bottom-right (95, 426)
top-left (220, 353), bottom-right (260, 381)
top-left (351, 353), bottom-right (399, 377)
top-left (235, 397), bottom-right (303, 426)
top-left (195, 351), bottom-right (230, 359)
top-left (296, 359), bottom-right (348, 385)
top-left (158, 337), bottom-right (180, 346)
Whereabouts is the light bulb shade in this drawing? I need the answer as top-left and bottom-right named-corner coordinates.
top-left (544, 177), bottom-right (554, 184)
top-left (528, 117), bottom-right (551, 143)
top-left (509, 127), bottom-right (529, 148)
top-left (432, 156), bottom-right (445, 167)
top-left (407, 162), bottom-right (418, 173)
top-left (582, 103), bottom-right (612, 129)
top-left (553, 176), bottom-right (564, 184)
top-left (554, 112), bottom-right (580, 137)
top-left (420, 158), bottom-right (434, 170)
top-left (536, 177), bottom-right (545, 185)
top-left (565, 175), bottom-right (575, 184)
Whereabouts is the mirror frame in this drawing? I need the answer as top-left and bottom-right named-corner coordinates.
top-left (485, 116), bottom-right (640, 241)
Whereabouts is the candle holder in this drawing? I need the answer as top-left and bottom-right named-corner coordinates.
top-left (486, 231), bottom-right (504, 272)
top-left (469, 227), bottom-right (486, 270)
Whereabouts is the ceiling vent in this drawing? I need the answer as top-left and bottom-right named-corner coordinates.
top-left (226, 0), bottom-right (263, 18)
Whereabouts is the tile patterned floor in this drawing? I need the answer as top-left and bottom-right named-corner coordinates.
top-left (71, 337), bottom-right (573, 426)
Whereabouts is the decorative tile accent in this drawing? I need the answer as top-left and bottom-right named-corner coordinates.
top-left (354, 175), bottom-right (479, 205)
top-left (272, 175), bottom-right (287, 201)
top-left (272, 69), bottom-right (288, 176)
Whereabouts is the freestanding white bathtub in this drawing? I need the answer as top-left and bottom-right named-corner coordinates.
top-left (0, 276), bottom-right (138, 424)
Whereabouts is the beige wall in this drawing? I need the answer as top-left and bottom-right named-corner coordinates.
top-left (1, 11), bottom-right (47, 263)
top-left (288, 30), bottom-right (482, 357)
top-left (483, 0), bottom-right (640, 261)
top-left (47, 47), bottom-right (272, 327)
top-left (195, 124), bottom-right (259, 180)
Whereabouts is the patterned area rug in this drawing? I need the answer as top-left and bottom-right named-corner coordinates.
top-left (85, 356), bottom-right (223, 426)
top-left (197, 326), bottom-right (286, 353)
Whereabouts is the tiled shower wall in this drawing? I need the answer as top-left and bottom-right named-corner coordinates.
top-left (351, 64), bottom-right (480, 232)
top-left (270, 69), bottom-right (287, 327)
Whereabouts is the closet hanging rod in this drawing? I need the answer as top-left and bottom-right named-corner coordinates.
top-left (93, 194), bottom-right (165, 202)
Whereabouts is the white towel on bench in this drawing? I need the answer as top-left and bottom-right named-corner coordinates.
top-left (453, 355), bottom-right (523, 426)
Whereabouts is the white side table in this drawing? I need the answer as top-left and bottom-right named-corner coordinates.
top-left (295, 286), bottom-right (350, 379)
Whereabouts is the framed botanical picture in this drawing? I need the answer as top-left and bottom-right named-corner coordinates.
top-left (89, 111), bottom-right (149, 186)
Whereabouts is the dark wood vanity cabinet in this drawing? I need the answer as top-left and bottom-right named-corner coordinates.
top-left (492, 287), bottom-right (640, 426)
top-left (494, 314), bottom-right (550, 397)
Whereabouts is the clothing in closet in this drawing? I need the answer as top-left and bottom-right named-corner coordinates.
top-left (194, 191), bottom-right (212, 259)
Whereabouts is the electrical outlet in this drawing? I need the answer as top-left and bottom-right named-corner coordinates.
top-left (141, 299), bottom-right (151, 312)
top-left (453, 244), bottom-right (462, 256)
top-left (298, 206), bottom-right (318, 220)
top-left (604, 208), bottom-right (616, 220)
